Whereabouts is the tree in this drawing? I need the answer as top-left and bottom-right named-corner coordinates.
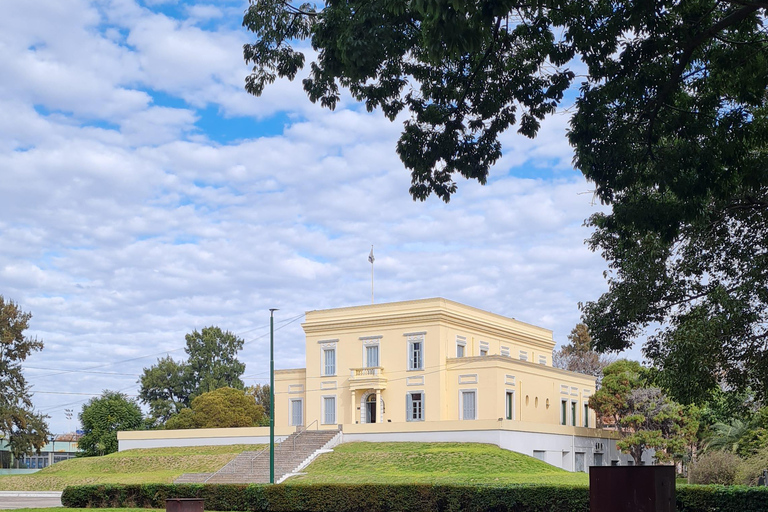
top-left (243, 0), bottom-right (768, 400)
top-left (78, 391), bottom-right (143, 456)
top-left (165, 387), bottom-right (266, 430)
top-left (184, 327), bottom-right (246, 398)
top-left (138, 356), bottom-right (190, 425)
top-left (553, 323), bottom-right (611, 377)
top-left (246, 384), bottom-right (271, 419)
top-left (138, 326), bottom-right (247, 425)
top-left (0, 296), bottom-right (50, 464)
top-left (590, 360), bottom-right (698, 465)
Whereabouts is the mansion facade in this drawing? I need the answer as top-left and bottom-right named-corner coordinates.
top-left (273, 298), bottom-right (646, 471)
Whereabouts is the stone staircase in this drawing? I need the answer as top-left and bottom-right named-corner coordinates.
top-left (175, 429), bottom-right (341, 484)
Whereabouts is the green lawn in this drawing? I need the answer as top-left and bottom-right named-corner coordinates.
top-left (0, 445), bottom-right (264, 491)
top-left (0, 442), bottom-right (589, 491)
top-left (287, 442), bottom-right (589, 486)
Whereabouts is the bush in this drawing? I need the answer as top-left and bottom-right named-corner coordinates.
top-left (737, 445), bottom-right (768, 486)
top-left (62, 483), bottom-right (589, 512)
top-left (61, 483), bottom-right (768, 512)
top-left (688, 451), bottom-right (741, 485)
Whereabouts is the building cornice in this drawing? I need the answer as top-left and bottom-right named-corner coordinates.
top-left (446, 355), bottom-right (598, 385)
top-left (302, 298), bottom-right (555, 350)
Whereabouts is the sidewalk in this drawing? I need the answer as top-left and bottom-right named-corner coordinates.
top-left (0, 491), bottom-right (62, 509)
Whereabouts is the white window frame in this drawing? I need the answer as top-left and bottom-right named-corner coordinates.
top-left (500, 346), bottom-right (510, 357)
top-left (289, 398), bottom-right (304, 427)
top-left (460, 389), bottom-right (477, 420)
top-left (322, 395), bottom-right (336, 425)
top-left (407, 391), bottom-right (425, 421)
top-left (364, 343), bottom-right (379, 368)
top-left (583, 402), bottom-right (590, 428)
top-left (519, 350), bottom-right (528, 362)
top-left (407, 338), bottom-right (424, 371)
top-left (479, 341), bottom-right (489, 356)
top-left (322, 347), bottom-right (336, 376)
top-left (538, 355), bottom-right (547, 365)
top-left (456, 337), bottom-right (467, 358)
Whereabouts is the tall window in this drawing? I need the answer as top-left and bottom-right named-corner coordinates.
top-left (409, 341), bottom-right (423, 370)
top-left (461, 390), bottom-right (476, 420)
top-left (291, 399), bottom-right (303, 426)
top-left (561, 399), bottom-right (567, 425)
top-left (407, 392), bottom-right (424, 421)
top-left (323, 348), bottom-right (336, 376)
top-left (583, 403), bottom-right (589, 428)
top-left (506, 391), bottom-right (514, 420)
top-left (571, 401), bottom-right (577, 427)
top-left (323, 396), bottom-right (336, 425)
top-left (365, 345), bottom-right (379, 367)
top-left (456, 341), bottom-right (466, 357)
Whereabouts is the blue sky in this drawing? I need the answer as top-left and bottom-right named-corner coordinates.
top-left (1, 0), bottom-right (637, 434)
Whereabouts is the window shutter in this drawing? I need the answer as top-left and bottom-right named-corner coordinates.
top-left (406, 393), bottom-right (412, 421)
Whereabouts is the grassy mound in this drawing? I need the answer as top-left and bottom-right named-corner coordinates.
top-left (288, 442), bottom-right (589, 485)
top-left (0, 444), bottom-right (264, 491)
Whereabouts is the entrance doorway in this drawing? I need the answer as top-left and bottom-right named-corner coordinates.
top-left (366, 394), bottom-right (377, 423)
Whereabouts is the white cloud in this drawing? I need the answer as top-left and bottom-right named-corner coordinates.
top-left (0, 0), bottom-right (631, 434)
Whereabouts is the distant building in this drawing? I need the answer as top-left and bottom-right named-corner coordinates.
top-left (0, 433), bottom-right (80, 470)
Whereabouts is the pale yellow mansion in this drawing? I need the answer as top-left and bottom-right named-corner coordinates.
top-left (119, 298), bottom-right (648, 471)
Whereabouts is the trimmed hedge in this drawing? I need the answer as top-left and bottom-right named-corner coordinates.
top-left (62, 484), bottom-right (588, 512)
top-left (61, 483), bottom-right (768, 512)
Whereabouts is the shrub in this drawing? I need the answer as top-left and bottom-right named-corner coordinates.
top-left (688, 451), bottom-right (741, 485)
top-left (61, 482), bottom-right (768, 512)
top-left (737, 445), bottom-right (768, 486)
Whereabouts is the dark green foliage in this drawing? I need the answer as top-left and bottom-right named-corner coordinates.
top-left (243, 0), bottom-right (768, 404)
top-left (589, 360), bottom-right (698, 465)
top-left (138, 356), bottom-right (190, 425)
top-left (677, 485), bottom-right (768, 512)
top-left (246, 384), bottom-right (271, 419)
top-left (0, 296), bottom-right (50, 461)
top-left (78, 391), bottom-right (143, 456)
top-left (139, 326), bottom-right (247, 426)
top-left (60, 482), bottom-right (768, 511)
top-left (185, 327), bottom-right (246, 397)
top-left (61, 483), bottom-right (590, 511)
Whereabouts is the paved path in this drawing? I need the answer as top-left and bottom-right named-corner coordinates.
top-left (0, 491), bottom-right (63, 509)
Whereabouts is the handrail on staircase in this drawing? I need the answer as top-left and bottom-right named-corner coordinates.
top-left (293, 419), bottom-right (319, 450)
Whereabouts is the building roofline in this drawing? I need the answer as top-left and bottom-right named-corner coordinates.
top-left (303, 298), bottom-right (554, 347)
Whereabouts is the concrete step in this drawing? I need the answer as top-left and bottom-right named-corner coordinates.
top-left (175, 430), bottom-right (341, 484)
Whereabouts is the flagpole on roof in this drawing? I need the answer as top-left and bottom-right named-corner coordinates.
top-left (368, 245), bottom-right (375, 304)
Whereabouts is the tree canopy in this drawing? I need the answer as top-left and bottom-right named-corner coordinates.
top-left (138, 326), bottom-right (247, 425)
top-left (589, 360), bottom-right (698, 465)
top-left (185, 326), bottom-right (246, 397)
top-left (0, 296), bottom-right (50, 461)
top-left (243, 0), bottom-right (768, 401)
top-left (165, 387), bottom-right (267, 430)
top-left (78, 390), bottom-right (143, 456)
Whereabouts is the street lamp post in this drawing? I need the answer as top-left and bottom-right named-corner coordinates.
top-left (269, 308), bottom-right (278, 484)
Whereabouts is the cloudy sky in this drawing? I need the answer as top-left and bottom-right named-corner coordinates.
top-left (2, 0), bottom-right (632, 434)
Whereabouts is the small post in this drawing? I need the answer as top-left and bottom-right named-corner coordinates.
top-left (269, 308), bottom-right (278, 484)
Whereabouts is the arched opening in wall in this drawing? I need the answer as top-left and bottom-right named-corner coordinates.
top-left (365, 394), bottom-right (377, 423)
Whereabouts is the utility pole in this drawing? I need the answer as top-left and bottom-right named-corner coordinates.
top-left (269, 308), bottom-right (278, 484)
